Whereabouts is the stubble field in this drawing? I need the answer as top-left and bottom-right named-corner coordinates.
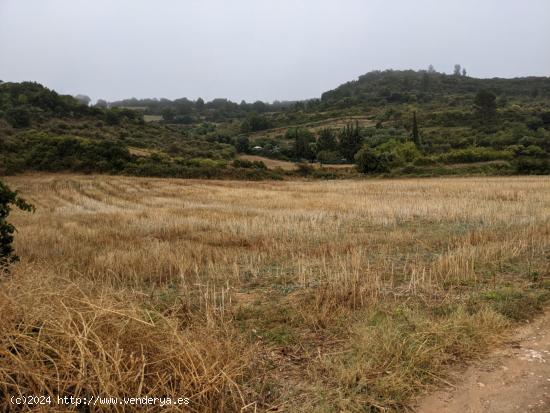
top-left (1, 174), bottom-right (549, 412)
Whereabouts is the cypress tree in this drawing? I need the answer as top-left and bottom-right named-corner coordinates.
top-left (339, 121), bottom-right (362, 162)
top-left (412, 111), bottom-right (421, 148)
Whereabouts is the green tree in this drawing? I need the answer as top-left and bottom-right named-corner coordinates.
top-left (339, 121), bottom-right (362, 162)
top-left (421, 72), bottom-right (431, 91)
top-left (474, 89), bottom-right (497, 117)
top-left (354, 146), bottom-right (392, 173)
top-left (289, 128), bottom-right (315, 161)
top-left (0, 180), bottom-right (34, 269)
top-left (376, 139), bottom-right (421, 166)
top-left (412, 111), bottom-right (421, 147)
top-left (196, 97), bottom-right (205, 112)
top-left (241, 113), bottom-right (271, 133)
top-left (161, 108), bottom-right (175, 122)
top-left (235, 136), bottom-right (250, 153)
top-left (317, 128), bottom-right (337, 152)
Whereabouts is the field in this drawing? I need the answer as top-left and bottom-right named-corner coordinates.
top-left (238, 155), bottom-right (355, 171)
top-left (1, 175), bottom-right (549, 412)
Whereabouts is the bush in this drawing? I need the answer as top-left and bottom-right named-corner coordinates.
top-left (296, 163), bottom-right (314, 176)
top-left (354, 146), bottom-right (392, 173)
top-left (0, 180), bottom-right (34, 268)
top-left (234, 136), bottom-right (250, 153)
top-left (435, 147), bottom-right (513, 164)
top-left (2, 133), bottom-right (133, 173)
top-left (316, 150), bottom-right (342, 164)
top-left (376, 139), bottom-right (421, 166)
top-left (232, 159), bottom-right (267, 169)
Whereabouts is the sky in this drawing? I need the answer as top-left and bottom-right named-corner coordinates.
top-left (1, 0), bottom-right (549, 103)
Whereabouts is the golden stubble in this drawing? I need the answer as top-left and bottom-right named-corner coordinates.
top-left (1, 174), bottom-right (548, 412)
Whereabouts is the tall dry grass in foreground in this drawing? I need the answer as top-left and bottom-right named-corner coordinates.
top-left (0, 175), bottom-right (549, 412)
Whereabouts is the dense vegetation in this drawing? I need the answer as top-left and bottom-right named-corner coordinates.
top-left (1, 68), bottom-right (549, 178)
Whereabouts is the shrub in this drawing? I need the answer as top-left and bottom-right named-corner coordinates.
top-left (316, 150), bottom-right (342, 164)
top-left (232, 159), bottom-right (267, 169)
top-left (354, 145), bottom-right (392, 173)
top-left (435, 147), bottom-right (513, 164)
top-left (0, 180), bottom-right (34, 269)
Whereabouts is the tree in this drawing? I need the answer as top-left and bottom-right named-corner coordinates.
top-left (195, 97), bottom-right (205, 112)
top-left (421, 72), bottom-right (431, 91)
top-left (241, 113), bottom-right (271, 133)
top-left (453, 64), bottom-right (462, 76)
top-left (428, 64), bottom-right (436, 73)
top-left (339, 121), bottom-right (362, 162)
top-left (412, 111), bottom-right (421, 147)
top-left (0, 180), bottom-right (34, 269)
top-left (104, 110), bottom-right (121, 125)
top-left (317, 128), bottom-right (337, 152)
top-left (474, 89), bottom-right (497, 117)
top-left (354, 146), bottom-right (391, 173)
top-left (289, 128), bottom-right (315, 161)
top-left (462, 67), bottom-right (467, 77)
top-left (235, 136), bottom-right (250, 153)
top-left (161, 107), bottom-right (175, 122)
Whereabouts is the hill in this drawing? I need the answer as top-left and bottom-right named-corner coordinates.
top-left (1, 70), bottom-right (549, 178)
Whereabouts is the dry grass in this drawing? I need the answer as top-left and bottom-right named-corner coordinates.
top-left (239, 155), bottom-right (354, 171)
top-left (1, 174), bottom-right (549, 412)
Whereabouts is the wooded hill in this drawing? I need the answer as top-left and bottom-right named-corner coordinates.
top-left (1, 69), bottom-right (549, 178)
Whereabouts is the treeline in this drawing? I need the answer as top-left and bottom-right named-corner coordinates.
top-left (109, 96), bottom-right (299, 123)
top-left (0, 81), bottom-right (144, 129)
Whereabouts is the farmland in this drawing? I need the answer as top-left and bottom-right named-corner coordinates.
top-left (1, 175), bottom-right (549, 412)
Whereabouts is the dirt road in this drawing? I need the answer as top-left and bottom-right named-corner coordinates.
top-left (415, 311), bottom-right (550, 413)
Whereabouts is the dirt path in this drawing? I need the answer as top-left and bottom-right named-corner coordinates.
top-left (415, 311), bottom-right (550, 413)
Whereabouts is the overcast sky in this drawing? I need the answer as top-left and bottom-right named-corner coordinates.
top-left (1, 0), bottom-right (549, 103)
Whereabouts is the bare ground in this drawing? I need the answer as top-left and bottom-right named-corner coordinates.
top-left (415, 310), bottom-right (550, 413)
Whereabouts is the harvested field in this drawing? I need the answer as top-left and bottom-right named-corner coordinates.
top-left (1, 174), bottom-right (549, 412)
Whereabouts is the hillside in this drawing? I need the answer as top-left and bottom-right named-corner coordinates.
top-left (1, 70), bottom-right (549, 178)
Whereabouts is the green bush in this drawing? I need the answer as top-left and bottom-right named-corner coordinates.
top-left (354, 145), bottom-right (392, 173)
top-left (0, 180), bottom-right (34, 268)
top-left (316, 150), bottom-right (342, 164)
top-left (435, 147), bottom-right (513, 164)
top-left (232, 159), bottom-right (267, 169)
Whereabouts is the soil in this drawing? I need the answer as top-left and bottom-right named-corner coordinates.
top-left (415, 311), bottom-right (550, 413)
